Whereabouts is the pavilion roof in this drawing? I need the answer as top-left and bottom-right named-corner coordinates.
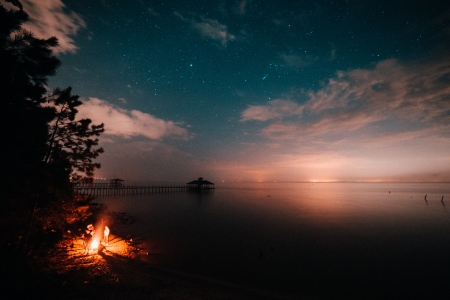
top-left (186, 177), bottom-right (214, 185)
top-left (110, 178), bottom-right (124, 181)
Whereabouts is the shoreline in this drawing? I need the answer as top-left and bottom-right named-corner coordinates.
top-left (14, 209), bottom-right (302, 300)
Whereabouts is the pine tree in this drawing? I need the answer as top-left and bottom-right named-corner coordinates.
top-left (0, 1), bottom-right (104, 250)
top-left (0, 1), bottom-right (60, 195)
top-left (45, 87), bottom-right (105, 185)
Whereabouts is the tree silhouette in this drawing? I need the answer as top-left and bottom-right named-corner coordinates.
top-left (45, 87), bottom-right (105, 185)
top-left (0, 1), bottom-right (104, 251)
top-left (0, 1), bottom-right (61, 196)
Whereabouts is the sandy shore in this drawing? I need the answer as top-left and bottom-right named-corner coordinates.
top-left (24, 211), bottom-right (302, 300)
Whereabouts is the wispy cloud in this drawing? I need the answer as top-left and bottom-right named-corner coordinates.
top-left (236, 0), bottom-right (248, 15)
top-left (174, 12), bottom-right (236, 46)
top-left (96, 139), bottom-right (218, 182)
top-left (241, 57), bottom-right (450, 142)
top-left (77, 98), bottom-right (191, 140)
top-left (280, 53), bottom-right (318, 69)
top-left (147, 7), bottom-right (159, 17)
top-left (240, 99), bottom-right (303, 121)
top-left (15, 0), bottom-right (86, 54)
top-left (328, 43), bottom-right (336, 61)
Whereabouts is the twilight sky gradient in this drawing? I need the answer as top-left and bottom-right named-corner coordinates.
top-left (17, 0), bottom-right (450, 182)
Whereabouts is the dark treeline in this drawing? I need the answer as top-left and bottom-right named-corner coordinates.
top-left (0, 0), bottom-right (104, 271)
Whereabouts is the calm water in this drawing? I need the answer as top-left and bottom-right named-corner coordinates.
top-left (101, 182), bottom-right (450, 299)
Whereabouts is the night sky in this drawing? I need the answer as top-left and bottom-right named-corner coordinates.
top-left (17, 0), bottom-right (450, 183)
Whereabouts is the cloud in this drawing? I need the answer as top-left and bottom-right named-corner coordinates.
top-left (174, 12), bottom-right (236, 46)
top-left (236, 0), bottom-right (247, 15)
top-left (280, 53), bottom-right (318, 69)
top-left (15, 0), bottom-right (86, 54)
top-left (147, 7), bottom-right (159, 17)
top-left (241, 57), bottom-right (450, 142)
top-left (237, 56), bottom-right (450, 182)
top-left (240, 99), bottom-right (304, 121)
top-left (328, 43), bottom-right (336, 61)
top-left (95, 139), bottom-right (218, 182)
top-left (77, 98), bottom-right (191, 140)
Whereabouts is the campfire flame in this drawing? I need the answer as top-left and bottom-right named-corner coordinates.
top-left (90, 237), bottom-right (100, 250)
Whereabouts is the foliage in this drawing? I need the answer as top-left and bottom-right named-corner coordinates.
top-left (0, 1), bottom-right (61, 195)
top-left (45, 87), bottom-right (105, 185)
top-left (0, 0), bottom-right (104, 252)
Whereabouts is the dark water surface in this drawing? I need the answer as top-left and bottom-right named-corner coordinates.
top-left (101, 182), bottom-right (450, 299)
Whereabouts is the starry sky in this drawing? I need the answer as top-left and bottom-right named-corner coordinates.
top-left (15, 0), bottom-right (450, 183)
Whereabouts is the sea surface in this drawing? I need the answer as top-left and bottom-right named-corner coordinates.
top-left (100, 182), bottom-right (450, 299)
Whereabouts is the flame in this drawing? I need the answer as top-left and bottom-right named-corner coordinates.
top-left (90, 237), bottom-right (100, 250)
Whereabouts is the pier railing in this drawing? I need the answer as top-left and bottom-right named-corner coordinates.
top-left (74, 184), bottom-right (191, 196)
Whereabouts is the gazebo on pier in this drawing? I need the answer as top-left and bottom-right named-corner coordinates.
top-left (109, 178), bottom-right (124, 188)
top-left (186, 177), bottom-right (215, 190)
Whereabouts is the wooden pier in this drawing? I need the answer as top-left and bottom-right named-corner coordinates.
top-left (74, 184), bottom-right (192, 197)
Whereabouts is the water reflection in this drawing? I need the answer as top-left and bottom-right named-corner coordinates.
top-left (101, 182), bottom-right (450, 298)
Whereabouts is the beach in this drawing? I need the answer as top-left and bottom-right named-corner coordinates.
top-left (10, 210), bottom-right (300, 300)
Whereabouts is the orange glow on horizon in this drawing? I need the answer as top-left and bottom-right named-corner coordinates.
top-left (309, 179), bottom-right (338, 183)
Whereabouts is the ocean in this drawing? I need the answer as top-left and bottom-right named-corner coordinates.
top-left (100, 182), bottom-right (450, 299)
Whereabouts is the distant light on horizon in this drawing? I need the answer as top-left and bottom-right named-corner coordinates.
top-left (39, 0), bottom-right (450, 183)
